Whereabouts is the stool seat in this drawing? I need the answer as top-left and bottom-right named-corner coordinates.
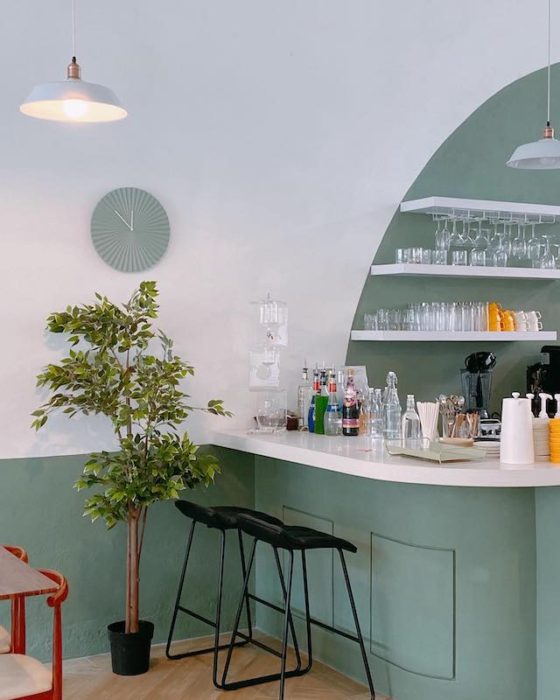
top-left (174, 501), bottom-right (283, 530)
top-left (0, 654), bottom-right (52, 700)
top-left (236, 515), bottom-right (356, 552)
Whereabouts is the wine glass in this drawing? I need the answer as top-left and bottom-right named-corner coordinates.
top-left (538, 237), bottom-right (556, 269)
top-left (435, 219), bottom-right (450, 250)
top-left (527, 224), bottom-right (546, 267)
top-left (511, 223), bottom-right (527, 263)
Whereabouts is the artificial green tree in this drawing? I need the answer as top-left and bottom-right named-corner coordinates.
top-left (33, 281), bottom-right (230, 633)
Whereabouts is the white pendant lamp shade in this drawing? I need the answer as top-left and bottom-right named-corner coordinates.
top-left (507, 0), bottom-right (559, 169)
top-left (507, 125), bottom-right (560, 169)
top-left (20, 58), bottom-right (127, 123)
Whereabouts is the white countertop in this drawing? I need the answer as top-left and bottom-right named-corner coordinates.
top-left (210, 429), bottom-right (560, 488)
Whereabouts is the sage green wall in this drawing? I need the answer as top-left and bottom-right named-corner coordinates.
top-left (252, 455), bottom-right (537, 700)
top-left (348, 65), bottom-right (560, 413)
top-left (0, 447), bottom-right (255, 661)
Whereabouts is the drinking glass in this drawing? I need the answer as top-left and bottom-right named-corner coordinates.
top-left (433, 250), bottom-right (448, 265)
top-left (256, 391), bottom-right (287, 432)
top-left (469, 249), bottom-right (486, 266)
top-left (395, 248), bottom-right (406, 264)
top-left (421, 249), bottom-right (433, 264)
top-left (452, 250), bottom-right (468, 265)
top-left (410, 247), bottom-right (423, 264)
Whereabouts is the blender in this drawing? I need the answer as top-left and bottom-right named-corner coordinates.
top-left (460, 352), bottom-right (496, 420)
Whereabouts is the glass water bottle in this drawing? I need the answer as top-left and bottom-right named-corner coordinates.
top-left (401, 394), bottom-right (422, 447)
top-left (383, 371), bottom-right (402, 440)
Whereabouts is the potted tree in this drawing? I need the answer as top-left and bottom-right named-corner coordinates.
top-left (32, 281), bottom-right (230, 675)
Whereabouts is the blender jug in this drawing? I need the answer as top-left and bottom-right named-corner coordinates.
top-left (461, 369), bottom-right (493, 418)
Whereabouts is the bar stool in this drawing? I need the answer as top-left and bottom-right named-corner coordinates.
top-left (221, 514), bottom-right (375, 700)
top-left (166, 501), bottom-right (305, 689)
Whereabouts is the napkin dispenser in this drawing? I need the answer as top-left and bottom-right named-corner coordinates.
top-left (500, 392), bottom-right (535, 465)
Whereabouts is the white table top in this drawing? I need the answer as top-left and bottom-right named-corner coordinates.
top-left (210, 429), bottom-right (560, 488)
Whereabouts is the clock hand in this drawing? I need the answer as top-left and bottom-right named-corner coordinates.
top-left (113, 209), bottom-right (133, 232)
top-left (130, 210), bottom-right (134, 232)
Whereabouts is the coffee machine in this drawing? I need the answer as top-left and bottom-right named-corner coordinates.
top-left (527, 346), bottom-right (560, 416)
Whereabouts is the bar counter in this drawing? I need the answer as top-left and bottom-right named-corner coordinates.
top-left (211, 429), bottom-right (560, 700)
top-left (211, 428), bottom-right (560, 487)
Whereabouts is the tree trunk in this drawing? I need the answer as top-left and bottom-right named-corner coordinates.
top-left (126, 507), bottom-right (141, 634)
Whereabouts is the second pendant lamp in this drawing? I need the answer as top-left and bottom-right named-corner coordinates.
top-left (507, 0), bottom-right (560, 168)
top-left (20, 0), bottom-right (127, 123)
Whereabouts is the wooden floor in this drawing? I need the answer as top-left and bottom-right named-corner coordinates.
top-left (63, 635), bottom-right (386, 699)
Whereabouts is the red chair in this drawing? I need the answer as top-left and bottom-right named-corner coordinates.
top-left (0, 546), bottom-right (28, 655)
top-left (0, 570), bottom-right (68, 700)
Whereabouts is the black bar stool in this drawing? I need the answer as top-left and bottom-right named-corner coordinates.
top-left (166, 501), bottom-right (305, 689)
top-left (221, 513), bottom-right (375, 700)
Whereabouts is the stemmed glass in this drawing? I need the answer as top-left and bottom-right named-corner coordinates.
top-left (435, 219), bottom-right (450, 250)
top-left (492, 228), bottom-right (509, 267)
top-left (527, 224), bottom-right (546, 267)
top-left (469, 221), bottom-right (488, 266)
top-left (511, 223), bottom-right (527, 264)
top-left (538, 237), bottom-right (556, 269)
top-left (448, 219), bottom-right (469, 252)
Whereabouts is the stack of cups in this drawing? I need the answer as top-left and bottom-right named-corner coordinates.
top-left (533, 418), bottom-right (550, 461)
top-left (549, 419), bottom-right (560, 463)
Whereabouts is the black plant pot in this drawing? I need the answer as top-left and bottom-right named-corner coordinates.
top-left (108, 620), bottom-right (154, 676)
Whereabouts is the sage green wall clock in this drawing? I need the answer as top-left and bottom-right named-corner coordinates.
top-left (91, 187), bottom-right (170, 272)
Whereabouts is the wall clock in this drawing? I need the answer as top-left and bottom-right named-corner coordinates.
top-left (91, 187), bottom-right (170, 272)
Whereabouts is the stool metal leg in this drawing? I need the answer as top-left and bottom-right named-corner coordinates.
top-left (221, 538), bottom-right (257, 687)
top-left (273, 546), bottom-right (302, 672)
top-left (166, 520), bottom-right (197, 659)
top-left (221, 540), bottom-right (309, 691)
top-left (166, 522), bottom-right (248, 666)
top-left (300, 550), bottom-right (313, 674)
top-left (338, 549), bottom-right (375, 700)
top-left (278, 550), bottom-right (294, 700)
top-left (238, 529), bottom-right (254, 643)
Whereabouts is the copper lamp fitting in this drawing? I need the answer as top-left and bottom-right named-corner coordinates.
top-left (67, 57), bottom-right (81, 80)
top-left (544, 124), bottom-right (555, 139)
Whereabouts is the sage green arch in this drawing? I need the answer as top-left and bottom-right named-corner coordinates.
top-left (347, 65), bottom-right (560, 410)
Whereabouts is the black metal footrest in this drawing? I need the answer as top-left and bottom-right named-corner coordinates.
top-left (309, 615), bottom-right (362, 643)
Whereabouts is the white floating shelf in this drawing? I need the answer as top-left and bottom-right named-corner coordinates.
top-left (351, 330), bottom-right (558, 342)
top-left (400, 196), bottom-right (560, 223)
top-left (370, 263), bottom-right (560, 279)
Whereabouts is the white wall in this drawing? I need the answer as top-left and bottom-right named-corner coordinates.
top-left (0, 0), bottom-right (551, 458)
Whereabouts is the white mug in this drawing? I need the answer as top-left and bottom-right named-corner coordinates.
top-left (526, 310), bottom-right (543, 331)
top-left (513, 311), bottom-right (528, 331)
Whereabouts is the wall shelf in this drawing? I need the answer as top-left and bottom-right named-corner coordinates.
top-left (351, 330), bottom-right (558, 342)
top-left (370, 263), bottom-right (560, 279)
top-left (400, 196), bottom-right (560, 224)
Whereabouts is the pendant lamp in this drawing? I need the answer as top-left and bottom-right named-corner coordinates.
top-left (20, 0), bottom-right (127, 123)
top-left (507, 0), bottom-right (560, 168)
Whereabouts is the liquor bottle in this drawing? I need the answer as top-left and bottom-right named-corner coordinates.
top-left (307, 365), bottom-right (320, 433)
top-left (314, 368), bottom-right (329, 435)
top-left (324, 372), bottom-right (342, 436)
top-left (383, 371), bottom-right (402, 440)
top-left (342, 369), bottom-right (360, 437)
top-left (297, 363), bottom-right (313, 431)
top-left (401, 394), bottom-right (422, 447)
